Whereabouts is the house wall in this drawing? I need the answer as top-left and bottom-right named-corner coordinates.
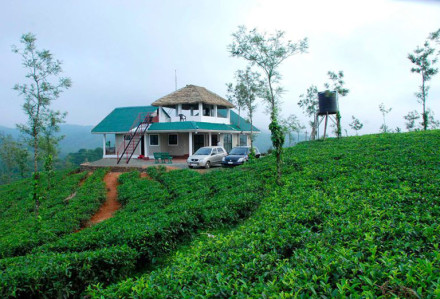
top-left (146, 133), bottom-right (189, 157)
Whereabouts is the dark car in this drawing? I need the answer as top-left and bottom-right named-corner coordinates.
top-left (222, 146), bottom-right (260, 166)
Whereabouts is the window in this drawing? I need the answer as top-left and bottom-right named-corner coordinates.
top-left (149, 134), bottom-right (159, 146)
top-left (168, 134), bottom-right (178, 146)
top-left (124, 134), bottom-right (131, 141)
top-left (240, 134), bottom-right (248, 146)
top-left (211, 148), bottom-right (218, 155)
top-left (217, 148), bottom-right (224, 154)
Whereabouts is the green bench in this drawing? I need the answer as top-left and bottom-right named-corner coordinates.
top-left (153, 152), bottom-right (173, 164)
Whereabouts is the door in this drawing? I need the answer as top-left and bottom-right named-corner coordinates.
top-left (140, 136), bottom-right (145, 156)
top-left (194, 134), bottom-right (205, 153)
top-left (211, 134), bottom-right (218, 146)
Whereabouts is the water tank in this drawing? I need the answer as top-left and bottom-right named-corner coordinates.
top-left (318, 91), bottom-right (338, 115)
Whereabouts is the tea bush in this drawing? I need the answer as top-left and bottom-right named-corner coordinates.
top-left (0, 169), bottom-right (107, 258)
top-left (89, 131), bottom-right (440, 298)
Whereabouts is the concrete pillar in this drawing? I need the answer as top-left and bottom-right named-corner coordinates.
top-left (102, 134), bottom-right (106, 157)
top-left (144, 133), bottom-right (148, 157)
top-left (208, 132), bottom-right (212, 146)
top-left (177, 104), bottom-right (182, 116)
top-left (198, 102), bottom-right (203, 119)
top-left (214, 105), bottom-right (218, 119)
top-left (189, 132), bottom-right (193, 155)
top-left (227, 108), bottom-right (231, 123)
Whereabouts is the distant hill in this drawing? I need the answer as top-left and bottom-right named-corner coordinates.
top-left (0, 124), bottom-right (101, 157)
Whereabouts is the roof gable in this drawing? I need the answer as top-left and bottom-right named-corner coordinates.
top-left (91, 106), bottom-right (158, 133)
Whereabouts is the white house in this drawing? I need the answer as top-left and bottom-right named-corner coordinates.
top-left (92, 84), bottom-right (260, 163)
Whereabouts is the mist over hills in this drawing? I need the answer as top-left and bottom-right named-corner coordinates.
top-left (0, 124), bottom-right (101, 157)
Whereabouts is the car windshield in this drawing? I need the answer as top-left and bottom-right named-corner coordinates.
top-left (229, 147), bottom-right (249, 155)
top-left (194, 148), bottom-right (212, 155)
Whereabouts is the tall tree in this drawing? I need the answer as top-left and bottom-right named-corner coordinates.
top-left (298, 85), bottom-right (318, 140)
top-left (349, 116), bottom-right (363, 135)
top-left (408, 40), bottom-right (438, 130)
top-left (379, 102), bottom-right (392, 133)
top-left (12, 33), bottom-right (71, 215)
top-left (324, 71), bottom-right (349, 138)
top-left (229, 26), bottom-right (308, 184)
top-left (227, 67), bottom-right (263, 151)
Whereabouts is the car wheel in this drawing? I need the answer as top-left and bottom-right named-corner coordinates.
top-left (188, 165), bottom-right (193, 169)
top-left (205, 161), bottom-right (211, 169)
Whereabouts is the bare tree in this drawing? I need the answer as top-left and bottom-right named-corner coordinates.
top-left (379, 103), bottom-right (392, 133)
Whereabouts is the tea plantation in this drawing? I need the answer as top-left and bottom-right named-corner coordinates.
top-left (1, 131), bottom-right (439, 298)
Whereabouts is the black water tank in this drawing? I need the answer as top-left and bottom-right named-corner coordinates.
top-left (318, 91), bottom-right (338, 115)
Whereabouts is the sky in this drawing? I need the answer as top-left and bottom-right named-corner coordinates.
top-left (1, 0), bottom-right (439, 135)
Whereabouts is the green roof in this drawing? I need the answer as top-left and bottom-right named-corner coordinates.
top-left (92, 106), bottom-right (259, 133)
top-left (92, 106), bottom-right (158, 133)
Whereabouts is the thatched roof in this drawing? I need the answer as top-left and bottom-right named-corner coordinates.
top-left (151, 84), bottom-right (235, 108)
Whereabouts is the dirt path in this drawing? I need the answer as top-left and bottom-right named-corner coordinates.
top-left (87, 172), bottom-right (122, 226)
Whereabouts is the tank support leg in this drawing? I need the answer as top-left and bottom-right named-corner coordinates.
top-left (323, 113), bottom-right (329, 140)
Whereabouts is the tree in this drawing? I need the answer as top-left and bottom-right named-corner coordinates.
top-left (12, 33), bottom-right (71, 215)
top-left (404, 110), bottom-right (421, 131)
top-left (298, 85), bottom-right (318, 140)
top-left (408, 40), bottom-right (438, 130)
top-left (0, 134), bottom-right (29, 183)
top-left (429, 28), bottom-right (440, 56)
top-left (379, 102), bottom-right (392, 133)
top-left (229, 26), bottom-right (308, 184)
top-left (324, 71), bottom-right (349, 138)
top-left (349, 116), bottom-right (363, 135)
top-left (227, 67), bottom-right (263, 151)
top-left (281, 114), bottom-right (303, 146)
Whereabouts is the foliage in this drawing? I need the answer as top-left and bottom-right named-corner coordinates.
top-left (404, 110), bottom-right (421, 131)
top-left (0, 133), bottom-right (29, 183)
top-left (0, 245), bottom-right (138, 298)
top-left (3, 131), bottom-right (440, 297)
top-left (298, 85), bottom-right (318, 140)
top-left (229, 26), bottom-right (308, 184)
top-left (0, 169), bottom-right (107, 259)
top-left (379, 102), bottom-right (392, 133)
top-left (12, 32), bottom-right (71, 215)
top-left (226, 66), bottom-right (263, 150)
top-left (65, 147), bottom-right (103, 166)
top-left (281, 114), bottom-right (304, 145)
top-left (349, 115), bottom-right (363, 135)
top-left (408, 40), bottom-right (438, 130)
top-left (90, 130), bottom-right (440, 298)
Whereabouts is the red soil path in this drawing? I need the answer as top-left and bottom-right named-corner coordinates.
top-left (87, 172), bottom-right (122, 226)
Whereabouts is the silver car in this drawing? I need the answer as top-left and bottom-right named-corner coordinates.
top-left (187, 146), bottom-right (227, 169)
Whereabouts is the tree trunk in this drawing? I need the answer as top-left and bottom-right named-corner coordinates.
top-left (422, 78), bottom-right (427, 130)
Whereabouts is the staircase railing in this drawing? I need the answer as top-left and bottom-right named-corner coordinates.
top-left (116, 112), bottom-right (153, 164)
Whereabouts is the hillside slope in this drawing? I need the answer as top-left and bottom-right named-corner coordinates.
top-left (1, 131), bottom-right (439, 298)
top-left (91, 131), bottom-right (440, 298)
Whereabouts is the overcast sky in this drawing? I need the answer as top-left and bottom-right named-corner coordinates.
top-left (1, 0), bottom-right (439, 135)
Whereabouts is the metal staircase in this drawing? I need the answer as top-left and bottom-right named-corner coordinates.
top-left (116, 112), bottom-right (153, 164)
